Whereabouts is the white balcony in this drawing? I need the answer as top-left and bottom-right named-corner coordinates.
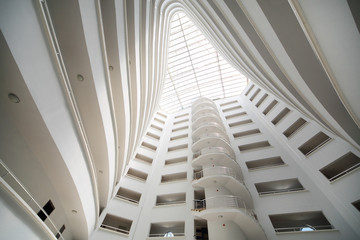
top-left (192, 111), bottom-right (220, 123)
top-left (192, 107), bottom-right (220, 122)
top-left (192, 136), bottom-right (233, 154)
top-left (192, 196), bottom-right (266, 240)
top-left (192, 147), bottom-right (237, 168)
top-left (193, 132), bottom-right (230, 145)
top-left (192, 167), bottom-right (252, 207)
top-left (192, 115), bottom-right (223, 131)
top-left (192, 122), bottom-right (227, 141)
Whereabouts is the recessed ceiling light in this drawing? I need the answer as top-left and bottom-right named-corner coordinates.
top-left (72, 210), bottom-right (77, 214)
top-left (8, 93), bottom-right (20, 103)
top-left (77, 74), bottom-right (84, 81)
top-left (109, 66), bottom-right (114, 71)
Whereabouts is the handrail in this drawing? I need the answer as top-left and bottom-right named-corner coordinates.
top-left (192, 107), bottom-right (219, 120)
top-left (115, 195), bottom-right (139, 204)
top-left (101, 224), bottom-right (130, 235)
top-left (0, 160), bottom-right (64, 239)
top-left (304, 138), bottom-right (332, 157)
top-left (155, 200), bottom-right (186, 206)
top-left (274, 225), bottom-right (333, 233)
top-left (193, 146), bottom-right (235, 160)
top-left (148, 232), bottom-right (185, 237)
top-left (248, 162), bottom-right (285, 171)
top-left (193, 132), bottom-right (230, 144)
top-left (193, 166), bottom-right (242, 182)
top-left (192, 121), bottom-right (224, 132)
top-left (192, 105), bottom-right (218, 116)
top-left (193, 195), bottom-right (255, 219)
top-left (258, 187), bottom-right (305, 195)
top-left (192, 112), bottom-right (222, 123)
top-left (328, 162), bottom-right (360, 182)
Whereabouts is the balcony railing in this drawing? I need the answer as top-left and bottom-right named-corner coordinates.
top-left (192, 105), bottom-right (218, 116)
top-left (193, 167), bottom-right (242, 182)
top-left (192, 121), bottom-right (225, 132)
top-left (192, 107), bottom-right (220, 121)
top-left (274, 225), bottom-right (334, 233)
top-left (193, 132), bottom-right (230, 145)
top-left (192, 98), bottom-right (216, 109)
top-left (258, 187), bottom-right (305, 196)
top-left (193, 195), bottom-right (255, 218)
top-left (192, 111), bottom-right (220, 122)
top-left (148, 232), bottom-right (185, 238)
top-left (193, 146), bottom-right (235, 160)
top-left (0, 160), bottom-right (65, 240)
top-left (101, 224), bottom-right (130, 235)
top-left (115, 195), bottom-right (140, 204)
top-left (155, 200), bottom-right (186, 206)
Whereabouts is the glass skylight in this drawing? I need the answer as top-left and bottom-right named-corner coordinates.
top-left (159, 12), bottom-right (248, 113)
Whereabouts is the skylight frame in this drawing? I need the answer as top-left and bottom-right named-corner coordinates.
top-left (160, 12), bottom-right (248, 113)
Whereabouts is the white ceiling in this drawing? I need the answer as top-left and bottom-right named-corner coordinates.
top-left (159, 12), bottom-right (248, 113)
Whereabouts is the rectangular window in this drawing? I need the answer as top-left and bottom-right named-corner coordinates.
top-left (250, 88), bottom-right (261, 101)
top-left (233, 129), bottom-right (260, 138)
top-left (135, 153), bottom-right (153, 164)
top-left (225, 111), bottom-right (247, 119)
top-left (262, 100), bottom-right (278, 115)
top-left (146, 132), bottom-right (160, 140)
top-left (101, 215), bottom-right (132, 235)
top-left (37, 200), bottom-right (55, 222)
top-left (156, 193), bottom-right (186, 206)
top-left (172, 126), bottom-right (188, 132)
top-left (283, 118), bottom-right (307, 138)
top-left (168, 144), bottom-right (188, 152)
top-left (222, 105), bottom-right (242, 113)
top-left (154, 117), bottom-right (165, 124)
top-left (246, 156), bottom-right (285, 170)
top-left (175, 113), bottom-right (189, 119)
top-left (244, 84), bottom-right (254, 96)
top-left (161, 172), bottom-right (187, 183)
top-left (272, 107), bottom-right (290, 125)
top-left (256, 93), bottom-right (268, 108)
top-left (170, 134), bottom-right (188, 141)
top-left (255, 178), bottom-right (304, 195)
top-left (298, 132), bottom-right (331, 156)
top-left (127, 168), bottom-right (148, 181)
top-left (220, 100), bottom-right (237, 106)
top-left (116, 187), bottom-right (141, 204)
top-left (141, 142), bottom-right (157, 151)
top-left (269, 211), bottom-right (333, 233)
top-left (151, 124), bottom-right (163, 131)
top-left (174, 119), bottom-right (188, 125)
top-left (229, 119), bottom-right (252, 127)
top-left (239, 141), bottom-right (271, 151)
top-left (320, 152), bottom-right (360, 181)
top-left (157, 112), bottom-right (167, 118)
top-left (165, 157), bottom-right (187, 165)
top-left (352, 199), bottom-right (360, 212)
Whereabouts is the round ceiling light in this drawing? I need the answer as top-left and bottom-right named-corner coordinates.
top-left (77, 74), bottom-right (84, 81)
top-left (8, 93), bottom-right (20, 103)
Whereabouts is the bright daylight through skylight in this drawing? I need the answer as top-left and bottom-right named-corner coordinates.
top-left (159, 12), bottom-right (248, 113)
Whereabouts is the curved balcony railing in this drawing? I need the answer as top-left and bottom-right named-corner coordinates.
top-left (192, 121), bottom-right (225, 132)
top-left (101, 224), bottom-right (130, 235)
top-left (193, 132), bottom-right (230, 145)
top-left (193, 146), bottom-right (235, 160)
top-left (192, 116), bottom-right (223, 130)
top-left (193, 195), bottom-right (255, 218)
top-left (192, 104), bottom-right (218, 116)
top-left (193, 167), bottom-right (242, 182)
top-left (0, 160), bottom-right (65, 240)
top-left (192, 107), bottom-right (220, 122)
top-left (192, 123), bottom-right (227, 140)
top-left (192, 98), bottom-right (216, 109)
top-left (192, 111), bottom-right (221, 123)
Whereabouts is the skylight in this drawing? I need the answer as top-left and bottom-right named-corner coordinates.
top-left (159, 12), bottom-right (248, 113)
